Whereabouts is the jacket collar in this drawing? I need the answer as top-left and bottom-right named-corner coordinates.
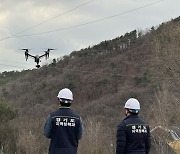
top-left (59, 106), bottom-right (70, 109)
top-left (125, 114), bottom-right (138, 119)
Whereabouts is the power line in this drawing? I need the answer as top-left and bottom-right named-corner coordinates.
top-left (0, 63), bottom-right (28, 69)
top-left (0, 0), bottom-right (96, 41)
top-left (0, 59), bottom-right (32, 66)
top-left (13, 0), bottom-right (96, 36)
top-left (9, 0), bottom-right (165, 38)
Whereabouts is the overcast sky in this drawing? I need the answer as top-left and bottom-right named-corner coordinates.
top-left (0, 0), bottom-right (179, 72)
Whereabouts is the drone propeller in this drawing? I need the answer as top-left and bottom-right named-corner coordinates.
top-left (21, 49), bottom-right (29, 61)
top-left (20, 48), bottom-right (31, 61)
top-left (48, 48), bottom-right (56, 50)
top-left (19, 48), bottom-right (35, 51)
top-left (20, 48), bottom-right (29, 51)
top-left (43, 48), bottom-right (56, 59)
top-left (44, 48), bottom-right (56, 51)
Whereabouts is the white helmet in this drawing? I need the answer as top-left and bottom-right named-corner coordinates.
top-left (124, 98), bottom-right (140, 110)
top-left (57, 88), bottom-right (73, 100)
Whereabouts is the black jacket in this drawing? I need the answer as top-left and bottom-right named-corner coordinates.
top-left (44, 107), bottom-right (83, 154)
top-left (116, 115), bottom-right (151, 154)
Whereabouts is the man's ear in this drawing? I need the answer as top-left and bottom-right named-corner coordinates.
top-left (125, 109), bottom-right (129, 116)
top-left (57, 100), bottom-right (61, 106)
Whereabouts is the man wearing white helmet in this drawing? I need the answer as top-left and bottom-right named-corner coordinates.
top-left (116, 98), bottom-right (151, 154)
top-left (44, 88), bottom-right (83, 154)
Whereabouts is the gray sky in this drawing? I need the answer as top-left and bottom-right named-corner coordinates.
top-left (0, 0), bottom-right (179, 72)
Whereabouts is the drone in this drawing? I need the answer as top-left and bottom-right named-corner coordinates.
top-left (22, 48), bottom-right (55, 68)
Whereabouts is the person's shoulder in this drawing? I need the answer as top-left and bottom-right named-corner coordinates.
top-left (66, 109), bottom-right (82, 123)
top-left (117, 118), bottom-right (127, 128)
top-left (69, 109), bottom-right (81, 118)
top-left (49, 109), bottom-right (60, 117)
top-left (138, 116), bottom-right (149, 125)
top-left (122, 116), bottom-right (131, 123)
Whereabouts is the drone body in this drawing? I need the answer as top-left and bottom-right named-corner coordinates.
top-left (22, 48), bottom-right (55, 68)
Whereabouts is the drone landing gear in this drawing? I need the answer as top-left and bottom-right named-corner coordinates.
top-left (36, 65), bottom-right (41, 68)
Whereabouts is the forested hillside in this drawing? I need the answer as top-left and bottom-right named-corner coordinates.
top-left (0, 16), bottom-right (180, 154)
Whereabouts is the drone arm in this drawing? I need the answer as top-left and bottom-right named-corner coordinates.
top-left (28, 53), bottom-right (36, 59)
top-left (39, 52), bottom-right (50, 59)
top-left (39, 54), bottom-right (46, 59)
